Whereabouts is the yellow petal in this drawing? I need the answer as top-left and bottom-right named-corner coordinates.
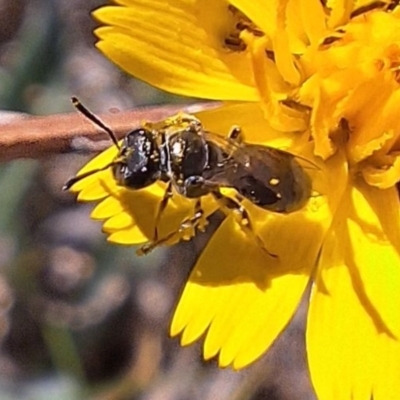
top-left (307, 183), bottom-right (400, 399)
top-left (347, 182), bottom-right (400, 337)
top-left (363, 154), bottom-right (400, 189)
top-left (346, 79), bottom-right (400, 164)
top-left (286, 0), bottom-right (308, 54)
top-left (102, 211), bottom-right (135, 232)
top-left (272, 27), bottom-right (301, 86)
top-left (91, 195), bottom-right (127, 220)
top-left (93, 1), bottom-right (258, 101)
top-left (171, 214), bottom-right (313, 370)
top-left (298, 0), bottom-right (326, 46)
top-left (107, 225), bottom-right (148, 244)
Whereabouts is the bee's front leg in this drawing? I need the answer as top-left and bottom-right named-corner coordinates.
top-left (137, 199), bottom-right (205, 256)
top-left (153, 181), bottom-right (174, 241)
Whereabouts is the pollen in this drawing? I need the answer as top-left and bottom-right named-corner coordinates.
top-left (269, 178), bottom-right (280, 186)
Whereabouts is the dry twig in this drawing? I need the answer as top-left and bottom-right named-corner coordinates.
top-left (0, 102), bottom-right (219, 162)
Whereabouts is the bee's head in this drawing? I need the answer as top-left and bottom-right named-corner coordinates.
top-left (63, 98), bottom-right (162, 192)
top-left (113, 128), bottom-right (161, 189)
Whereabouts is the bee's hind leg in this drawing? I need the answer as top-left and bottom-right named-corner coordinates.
top-left (211, 190), bottom-right (277, 259)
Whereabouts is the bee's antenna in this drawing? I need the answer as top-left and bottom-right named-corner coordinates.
top-left (292, 153), bottom-right (321, 171)
top-left (72, 97), bottom-right (121, 149)
top-left (63, 160), bottom-right (119, 191)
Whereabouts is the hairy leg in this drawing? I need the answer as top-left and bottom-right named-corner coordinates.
top-left (138, 198), bottom-right (204, 255)
top-left (211, 190), bottom-right (277, 258)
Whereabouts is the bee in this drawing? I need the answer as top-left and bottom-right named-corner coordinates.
top-left (64, 98), bottom-right (312, 255)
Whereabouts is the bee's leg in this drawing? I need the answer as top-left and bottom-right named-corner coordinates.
top-left (153, 181), bottom-right (173, 241)
top-left (137, 201), bottom-right (205, 256)
top-left (140, 177), bottom-right (211, 255)
top-left (193, 198), bottom-right (207, 233)
top-left (211, 190), bottom-right (277, 258)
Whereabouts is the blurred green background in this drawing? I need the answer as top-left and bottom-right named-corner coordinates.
top-left (0, 1), bottom-right (314, 399)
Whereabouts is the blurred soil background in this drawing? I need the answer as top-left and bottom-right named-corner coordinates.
top-left (0, 0), bottom-right (315, 399)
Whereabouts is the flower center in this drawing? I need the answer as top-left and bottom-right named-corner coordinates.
top-left (221, 2), bottom-right (400, 188)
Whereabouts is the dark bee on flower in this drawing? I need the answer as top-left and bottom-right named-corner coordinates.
top-left (64, 98), bottom-right (312, 255)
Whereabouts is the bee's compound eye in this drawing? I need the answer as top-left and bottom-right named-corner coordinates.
top-left (237, 175), bottom-right (280, 207)
top-left (113, 128), bottom-right (161, 189)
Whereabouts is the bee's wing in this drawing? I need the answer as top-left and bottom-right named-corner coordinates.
top-left (203, 131), bottom-right (290, 178)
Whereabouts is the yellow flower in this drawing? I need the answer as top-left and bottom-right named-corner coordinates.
top-left (68, 0), bottom-right (400, 398)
